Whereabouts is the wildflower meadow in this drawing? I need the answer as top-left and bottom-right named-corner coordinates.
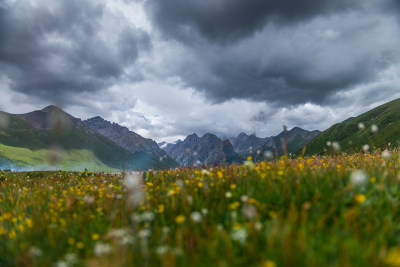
top-left (2, 152), bottom-right (400, 266)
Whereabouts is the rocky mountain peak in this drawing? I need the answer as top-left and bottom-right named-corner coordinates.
top-left (86, 116), bottom-right (105, 123)
top-left (164, 132), bottom-right (239, 166)
top-left (42, 105), bottom-right (61, 113)
top-left (83, 117), bottom-right (172, 159)
top-left (186, 133), bottom-right (199, 139)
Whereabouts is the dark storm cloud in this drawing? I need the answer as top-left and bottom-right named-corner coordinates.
top-left (145, 0), bottom-right (400, 106)
top-left (145, 0), bottom-right (359, 44)
top-left (0, 0), bottom-right (150, 102)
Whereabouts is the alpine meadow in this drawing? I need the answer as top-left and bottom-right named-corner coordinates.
top-left (2, 0), bottom-right (400, 266)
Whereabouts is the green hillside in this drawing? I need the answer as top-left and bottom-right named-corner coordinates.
top-left (0, 111), bottom-right (175, 171)
top-left (304, 98), bottom-right (400, 155)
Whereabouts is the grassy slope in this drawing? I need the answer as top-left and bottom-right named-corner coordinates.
top-left (0, 113), bottom-right (174, 171)
top-left (304, 98), bottom-right (400, 155)
top-left (0, 143), bottom-right (119, 172)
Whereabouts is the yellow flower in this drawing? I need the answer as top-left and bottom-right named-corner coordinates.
top-left (247, 156), bottom-right (252, 161)
top-left (217, 171), bottom-right (223, 179)
top-left (197, 182), bottom-right (203, 188)
top-left (9, 229), bottom-right (16, 239)
top-left (370, 177), bottom-right (376, 183)
top-left (229, 201), bottom-right (240, 210)
top-left (92, 233), bottom-right (100, 240)
top-left (354, 194), bottom-right (366, 204)
top-left (233, 222), bottom-right (242, 230)
top-left (248, 198), bottom-right (257, 205)
top-left (230, 184), bottom-right (237, 190)
top-left (263, 260), bottom-right (276, 267)
top-left (68, 237), bottom-right (75, 245)
top-left (175, 215), bottom-right (185, 224)
top-left (158, 204), bottom-right (165, 213)
top-left (0, 227), bottom-right (6, 236)
top-left (76, 242), bottom-right (84, 249)
top-left (25, 218), bottom-right (33, 228)
top-left (385, 247), bottom-right (400, 266)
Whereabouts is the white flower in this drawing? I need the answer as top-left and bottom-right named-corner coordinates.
top-left (263, 150), bottom-right (273, 159)
top-left (201, 208), bottom-right (208, 215)
top-left (225, 192), bottom-right (232, 198)
top-left (244, 160), bottom-right (255, 170)
top-left (242, 205), bottom-right (257, 220)
top-left (107, 228), bottom-right (129, 239)
top-left (64, 253), bottom-right (77, 264)
top-left (156, 246), bottom-right (169, 256)
top-left (141, 211), bottom-right (155, 222)
top-left (232, 228), bottom-right (247, 244)
top-left (124, 172), bottom-right (144, 207)
top-left (190, 211), bottom-right (202, 223)
top-left (201, 169), bottom-right (210, 175)
top-left (186, 195), bottom-right (193, 205)
top-left (350, 170), bottom-right (368, 186)
top-left (382, 149), bottom-right (391, 159)
top-left (176, 179), bottom-right (184, 188)
top-left (371, 124), bottom-right (378, 133)
top-left (230, 211), bottom-right (238, 221)
top-left (124, 172), bottom-right (142, 189)
top-left (362, 144), bottom-right (370, 152)
top-left (326, 141), bottom-right (332, 147)
top-left (94, 242), bottom-right (112, 257)
top-left (130, 212), bottom-right (155, 223)
top-left (240, 195), bottom-right (249, 203)
top-left (28, 246), bottom-right (42, 257)
top-left (120, 235), bottom-right (135, 245)
top-left (138, 229), bottom-right (151, 239)
top-left (254, 222), bottom-right (263, 231)
top-left (55, 260), bottom-right (68, 267)
top-left (332, 142), bottom-right (341, 151)
top-left (83, 195), bottom-right (95, 205)
top-left (358, 123), bottom-right (365, 130)
top-left (162, 227), bottom-right (170, 235)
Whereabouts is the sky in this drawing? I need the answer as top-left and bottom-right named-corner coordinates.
top-left (1, 0), bottom-right (400, 143)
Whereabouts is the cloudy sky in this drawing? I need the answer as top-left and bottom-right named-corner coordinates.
top-left (1, 0), bottom-right (400, 142)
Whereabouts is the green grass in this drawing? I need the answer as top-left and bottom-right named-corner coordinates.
top-left (1, 152), bottom-right (400, 266)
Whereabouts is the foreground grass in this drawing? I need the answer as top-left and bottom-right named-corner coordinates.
top-left (1, 152), bottom-right (400, 266)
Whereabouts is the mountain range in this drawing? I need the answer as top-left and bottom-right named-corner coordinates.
top-left (1, 98), bottom-right (400, 171)
top-left (228, 127), bottom-right (320, 156)
top-left (163, 133), bottom-right (239, 166)
top-left (160, 127), bottom-right (321, 166)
